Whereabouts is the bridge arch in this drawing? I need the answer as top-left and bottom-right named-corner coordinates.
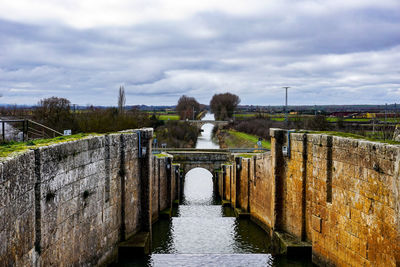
top-left (183, 167), bottom-right (215, 205)
top-left (181, 162), bottom-right (217, 178)
top-left (178, 120), bottom-right (229, 130)
top-left (159, 149), bottom-right (231, 178)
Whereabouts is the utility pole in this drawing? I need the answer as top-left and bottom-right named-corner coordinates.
top-left (283, 87), bottom-right (290, 125)
top-left (385, 103), bottom-right (387, 122)
top-left (192, 106), bottom-right (195, 120)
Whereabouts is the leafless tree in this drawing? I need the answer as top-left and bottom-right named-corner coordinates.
top-left (33, 97), bottom-right (72, 131)
top-left (118, 85), bottom-right (126, 114)
top-left (176, 95), bottom-right (200, 120)
top-left (210, 92), bottom-right (240, 120)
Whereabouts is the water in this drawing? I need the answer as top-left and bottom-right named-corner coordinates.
top-left (195, 113), bottom-right (220, 149)
top-left (119, 113), bottom-right (313, 266)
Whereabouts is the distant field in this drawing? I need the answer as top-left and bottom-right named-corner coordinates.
top-left (225, 130), bottom-right (271, 149)
top-left (386, 118), bottom-right (400, 123)
top-left (304, 130), bottom-right (400, 145)
top-left (234, 113), bottom-right (397, 123)
top-left (326, 118), bottom-right (370, 122)
top-left (234, 113), bottom-right (285, 121)
top-left (158, 115), bottom-right (179, 120)
top-left (234, 114), bottom-right (256, 118)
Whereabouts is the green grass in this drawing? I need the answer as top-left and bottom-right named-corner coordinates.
top-left (271, 117), bottom-right (285, 121)
top-left (385, 118), bottom-right (400, 123)
top-left (234, 113), bottom-right (398, 123)
top-left (233, 114), bottom-right (256, 118)
top-left (0, 133), bottom-right (98, 158)
top-left (326, 118), bottom-right (371, 122)
top-left (158, 115), bottom-right (180, 120)
top-left (225, 130), bottom-right (271, 149)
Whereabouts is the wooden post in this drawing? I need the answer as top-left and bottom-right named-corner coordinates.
top-left (26, 120), bottom-right (29, 140)
top-left (2, 121), bottom-right (4, 142)
top-left (22, 120), bottom-right (25, 141)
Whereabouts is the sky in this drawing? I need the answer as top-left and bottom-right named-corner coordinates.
top-left (0, 0), bottom-right (399, 106)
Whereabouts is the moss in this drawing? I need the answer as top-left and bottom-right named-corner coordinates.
top-left (237, 153), bottom-right (255, 158)
top-left (154, 152), bottom-right (169, 158)
top-left (0, 133), bottom-right (98, 158)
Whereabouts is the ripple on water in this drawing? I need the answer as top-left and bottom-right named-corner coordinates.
top-left (176, 205), bottom-right (223, 218)
top-left (149, 254), bottom-right (274, 267)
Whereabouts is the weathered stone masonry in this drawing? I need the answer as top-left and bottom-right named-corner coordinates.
top-left (0, 128), bottom-right (172, 266)
top-left (220, 129), bottom-right (400, 266)
top-left (1, 126), bottom-right (399, 266)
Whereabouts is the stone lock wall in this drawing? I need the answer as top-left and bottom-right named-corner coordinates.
top-left (0, 151), bottom-right (35, 266)
top-left (220, 129), bottom-right (400, 266)
top-left (248, 153), bottom-right (275, 232)
top-left (151, 155), bottom-right (176, 221)
top-left (3, 126), bottom-right (399, 266)
top-left (0, 128), bottom-right (156, 266)
top-left (272, 130), bottom-right (400, 266)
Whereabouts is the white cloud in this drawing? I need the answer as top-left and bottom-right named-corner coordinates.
top-left (0, 0), bottom-right (399, 105)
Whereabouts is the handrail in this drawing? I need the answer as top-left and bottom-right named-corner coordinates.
top-left (1, 119), bottom-right (63, 142)
top-left (179, 120), bottom-right (229, 123)
top-left (153, 148), bottom-right (229, 153)
top-left (152, 147), bottom-right (270, 154)
top-left (27, 120), bottom-right (63, 136)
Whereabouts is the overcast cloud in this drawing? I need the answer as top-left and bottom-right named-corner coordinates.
top-left (0, 0), bottom-right (399, 106)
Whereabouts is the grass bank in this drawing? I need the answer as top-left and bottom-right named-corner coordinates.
top-left (219, 130), bottom-right (271, 149)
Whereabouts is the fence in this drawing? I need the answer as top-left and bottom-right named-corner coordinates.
top-left (1, 119), bottom-right (63, 142)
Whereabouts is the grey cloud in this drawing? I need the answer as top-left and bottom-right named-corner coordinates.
top-left (0, 2), bottom-right (399, 106)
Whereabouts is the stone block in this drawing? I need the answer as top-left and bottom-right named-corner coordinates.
top-left (87, 136), bottom-right (105, 151)
top-left (312, 215), bottom-right (322, 233)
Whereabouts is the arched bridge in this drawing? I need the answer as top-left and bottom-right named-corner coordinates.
top-left (179, 120), bottom-right (229, 129)
top-left (153, 148), bottom-right (232, 176)
top-left (153, 148), bottom-right (268, 176)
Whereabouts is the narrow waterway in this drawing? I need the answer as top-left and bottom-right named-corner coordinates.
top-left (120, 113), bottom-right (312, 266)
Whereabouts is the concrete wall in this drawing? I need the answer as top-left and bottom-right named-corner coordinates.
top-left (221, 129), bottom-right (400, 266)
top-left (0, 129), bottom-right (158, 266)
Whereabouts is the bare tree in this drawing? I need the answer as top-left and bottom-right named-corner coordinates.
top-left (176, 95), bottom-right (201, 120)
top-left (118, 85), bottom-right (126, 114)
top-left (210, 92), bottom-right (240, 120)
top-left (33, 97), bottom-right (72, 131)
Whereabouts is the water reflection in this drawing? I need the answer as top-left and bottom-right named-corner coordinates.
top-left (181, 168), bottom-right (214, 205)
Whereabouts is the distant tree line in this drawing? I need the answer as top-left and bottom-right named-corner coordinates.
top-left (154, 121), bottom-right (199, 148)
top-left (175, 92), bottom-right (241, 121)
top-left (5, 88), bottom-right (200, 147)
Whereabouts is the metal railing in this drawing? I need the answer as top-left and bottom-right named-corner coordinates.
top-left (1, 119), bottom-right (63, 142)
top-left (152, 147), bottom-right (269, 154)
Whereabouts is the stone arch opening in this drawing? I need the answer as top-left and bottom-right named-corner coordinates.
top-left (182, 163), bottom-right (215, 178)
top-left (182, 167), bottom-right (215, 205)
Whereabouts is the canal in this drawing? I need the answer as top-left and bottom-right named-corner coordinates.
top-left (119, 114), bottom-right (313, 266)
